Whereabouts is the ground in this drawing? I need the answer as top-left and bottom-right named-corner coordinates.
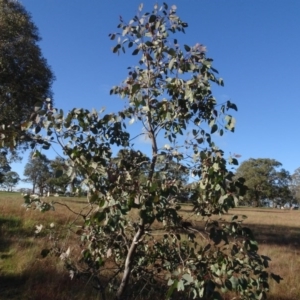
top-left (0, 192), bottom-right (299, 300)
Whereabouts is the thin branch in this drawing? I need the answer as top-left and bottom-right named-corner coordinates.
top-left (52, 201), bottom-right (89, 218)
top-left (129, 132), bottom-right (147, 142)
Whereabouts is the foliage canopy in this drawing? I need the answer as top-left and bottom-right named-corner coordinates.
top-left (0, 0), bottom-right (54, 149)
top-left (22, 3), bottom-right (280, 299)
top-left (0, 170), bottom-right (20, 191)
top-left (0, 151), bottom-right (11, 183)
top-left (290, 167), bottom-right (300, 205)
top-left (235, 158), bottom-right (292, 207)
top-left (23, 152), bottom-right (51, 195)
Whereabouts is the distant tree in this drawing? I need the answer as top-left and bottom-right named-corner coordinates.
top-left (112, 149), bottom-right (188, 187)
top-left (0, 151), bottom-right (11, 183)
top-left (270, 168), bottom-right (293, 207)
top-left (291, 167), bottom-right (300, 205)
top-left (47, 157), bottom-right (70, 193)
top-left (156, 157), bottom-right (189, 186)
top-left (23, 152), bottom-right (51, 195)
top-left (235, 158), bottom-right (292, 206)
top-left (1, 171), bottom-right (20, 191)
top-left (0, 0), bottom-right (54, 149)
top-left (63, 158), bottom-right (85, 194)
top-left (0, 150), bottom-right (22, 183)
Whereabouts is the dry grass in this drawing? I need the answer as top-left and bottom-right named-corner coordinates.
top-left (0, 192), bottom-right (299, 299)
top-left (0, 192), bottom-right (100, 300)
top-left (231, 208), bottom-right (300, 300)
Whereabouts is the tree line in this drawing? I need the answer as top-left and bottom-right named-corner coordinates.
top-left (3, 152), bottom-right (300, 211)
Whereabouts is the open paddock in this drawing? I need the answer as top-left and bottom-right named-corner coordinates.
top-left (0, 192), bottom-right (299, 299)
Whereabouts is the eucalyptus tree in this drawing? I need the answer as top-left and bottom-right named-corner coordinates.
top-left (0, 151), bottom-right (11, 183)
top-left (47, 157), bottom-right (71, 193)
top-left (23, 152), bottom-right (51, 195)
top-left (291, 167), bottom-right (300, 205)
top-left (0, 0), bottom-right (54, 150)
top-left (0, 150), bottom-right (21, 183)
top-left (0, 170), bottom-right (20, 191)
top-left (24, 3), bottom-right (280, 299)
top-left (235, 158), bottom-right (291, 207)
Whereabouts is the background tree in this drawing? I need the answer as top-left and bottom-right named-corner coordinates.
top-left (0, 0), bottom-right (54, 149)
top-left (0, 150), bottom-right (22, 183)
top-left (1, 170), bottom-right (20, 191)
top-left (24, 3), bottom-right (279, 299)
top-left (23, 152), bottom-right (51, 195)
top-left (235, 158), bottom-right (291, 207)
top-left (47, 157), bottom-right (71, 193)
top-left (0, 151), bottom-right (11, 183)
top-left (112, 149), bottom-right (188, 188)
top-left (270, 168), bottom-right (293, 207)
top-left (64, 158), bottom-right (85, 194)
top-left (291, 167), bottom-right (300, 205)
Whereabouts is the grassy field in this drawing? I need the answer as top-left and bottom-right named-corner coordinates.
top-left (0, 191), bottom-right (300, 299)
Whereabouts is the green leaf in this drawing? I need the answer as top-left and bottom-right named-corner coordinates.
top-left (232, 215), bottom-right (238, 221)
top-left (182, 273), bottom-right (194, 284)
top-left (211, 67), bottom-right (219, 74)
top-left (42, 143), bottom-right (50, 150)
top-left (93, 211), bottom-right (106, 223)
top-left (229, 276), bottom-right (238, 289)
top-left (35, 125), bottom-right (41, 134)
top-left (149, 15), bottom-right (156, 23)
top-left (230, 103), bottom-right (238, 111)
top-left (261, 255), bottom-right (271, 268)
top-left (231, 158), bottom-right (239, 165)
top-left (219, 129), bottom-right (224, 136)
top-left (168, 48), bottom-right (176, 56)
top-left (41, 249), bottom-right (50, 258)
top-left (166, 279), bottom-right (178, 299)
top-left (271, 273), bottom-right (283, 283)
top-left (113, 44), bottom-right (120, 53)
top-left (184, 44), bottom-right (191, 52)
top-left (168, 57), bottom-right (176, 69)
top-left (132, 48), bottom-right (139, 55)
top-left (177, 279), bottom-right (185, 291)
top-left (211, 124), bottom-right (218, 134)
top-left (145, 41), bottom-right (153, 47)
top-left (132, 84), bottom-right (140, 94)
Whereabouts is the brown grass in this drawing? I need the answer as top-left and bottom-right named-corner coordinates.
top-left (231, 208), bottom-right (300, 300)
top-left (0, 192), bottom-right (299, 299)
top-left (0, 192), bottom-right (100, 300)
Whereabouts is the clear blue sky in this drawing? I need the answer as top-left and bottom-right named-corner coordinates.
top-left (12, 0), bottom-right (300, 187)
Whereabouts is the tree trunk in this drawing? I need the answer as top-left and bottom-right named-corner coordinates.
top-left (115, 224), bottom-right (144, 299)
top-left (253, 191), bottom-right (260, 207)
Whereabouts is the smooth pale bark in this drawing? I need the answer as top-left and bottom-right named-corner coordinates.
top-left (115, 225), bottom-right (144, 299)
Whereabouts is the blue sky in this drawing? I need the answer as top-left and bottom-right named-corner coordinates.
top-left (12, 0), bottom-right (300, 187)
